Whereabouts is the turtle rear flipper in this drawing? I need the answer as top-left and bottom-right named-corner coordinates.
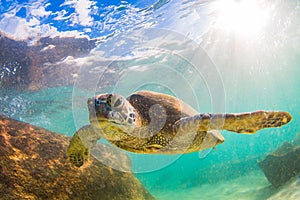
top-left (174, 110), bottom-right (292, 134)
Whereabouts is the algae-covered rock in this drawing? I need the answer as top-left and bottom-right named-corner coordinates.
top-left (0, 115), bottom-right (155, 200)
top-left (259, 141), bottom-right (300, 188)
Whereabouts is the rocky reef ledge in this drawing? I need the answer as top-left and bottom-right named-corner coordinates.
top-left (0, 115), bottom-right (155, 200)
top-left (259, 141), bottom-right (300, 188)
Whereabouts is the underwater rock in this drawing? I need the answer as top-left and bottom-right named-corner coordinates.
top-left (0, 33), bottom-right (30, 89)
top-left (0, 115), bottom-right (155, 200)
top-left (267, 175), bottom-right (300, 200)
top-left (0, 32), bottom-right (96, 90)
top-left (259, 141), bottom-right (300, 188)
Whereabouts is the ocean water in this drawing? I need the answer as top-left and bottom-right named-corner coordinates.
top-left (1, 0), bottom-right (300, 199)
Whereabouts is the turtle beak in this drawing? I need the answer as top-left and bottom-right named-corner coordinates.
top-left (88, 97), bottom-right (112, 122)
top-left (88, 98), bottom-right (97, 122)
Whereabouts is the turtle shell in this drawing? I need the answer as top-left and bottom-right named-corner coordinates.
top-left (127, 90), bottom-right (198, 133)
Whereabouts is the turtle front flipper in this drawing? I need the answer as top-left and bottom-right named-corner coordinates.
top-left (67, 125), bottom-right (101, 167)
top-left (174, 111), bottom-right (292, 134)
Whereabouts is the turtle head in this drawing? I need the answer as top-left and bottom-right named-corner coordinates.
top-left (88, 93), bottom-right (139, 138)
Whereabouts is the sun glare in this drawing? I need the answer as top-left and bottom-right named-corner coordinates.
top-left (215, 0), bottom-right (270, 37)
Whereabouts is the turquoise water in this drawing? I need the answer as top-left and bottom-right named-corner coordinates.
top-left (1, 0), bottom-right (300, 199)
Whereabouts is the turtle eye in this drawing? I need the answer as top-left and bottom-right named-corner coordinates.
top-left (113, 98), bottom-right (122, 108)
top-left (95, 96), bottom-right (106, 107)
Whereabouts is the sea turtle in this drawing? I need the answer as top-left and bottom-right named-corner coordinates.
top-left (67, 90), bottom-right (292, 167)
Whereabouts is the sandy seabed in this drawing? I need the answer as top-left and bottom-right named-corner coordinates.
top-left (153, 170), bottom-right (300, 200)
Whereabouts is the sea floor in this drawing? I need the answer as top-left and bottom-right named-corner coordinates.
top-left (151, 170), bottom-right (300, 200)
